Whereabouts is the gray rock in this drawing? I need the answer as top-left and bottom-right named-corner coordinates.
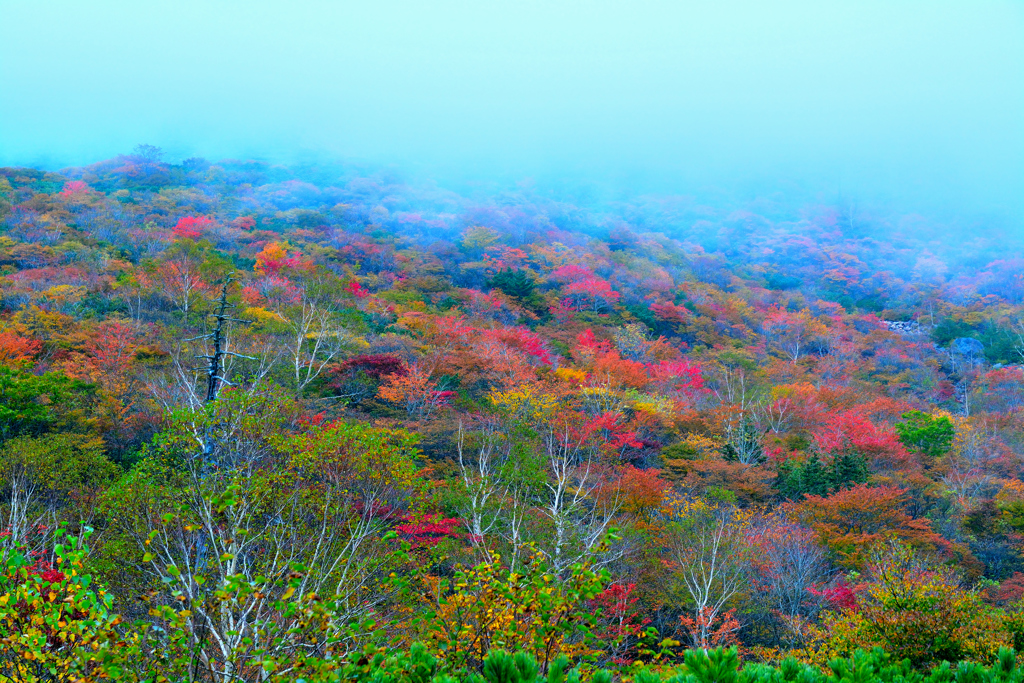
top-left (882, 320), bottom-right (922, 334)
top-left (951, 337), bottom-right (985, 357)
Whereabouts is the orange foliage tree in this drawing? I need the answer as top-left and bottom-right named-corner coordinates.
top-left (796, 484), bottom-right (950, 569)
top-left (0, 330), bottom-right (41, 367)
top-left (378, 365), bottom-right (454, 421)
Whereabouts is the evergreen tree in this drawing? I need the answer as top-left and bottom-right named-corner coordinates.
top-left (488, 268), bottom-right (536, 300)
top-left (830, 450), bottom-right (869, 491)
top-left (802, 453), bottom-right (829, 497)
top-left (775, 450), bottom-right (868, 500)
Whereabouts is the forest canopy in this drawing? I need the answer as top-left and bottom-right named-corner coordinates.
top-left (0, 149), bottom-right (1023, 679)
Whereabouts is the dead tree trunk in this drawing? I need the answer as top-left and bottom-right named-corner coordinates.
top-left (187, 275), bottom-right (251, 404)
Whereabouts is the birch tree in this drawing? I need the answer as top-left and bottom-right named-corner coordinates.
top-left (455, 420), bottom-right (506, 563)
top-left (106, 388), bottom-right (420, 681)
top-left (667, 502), bottom-right (750, 649)
top-left (537, 410), bottom-right (621, 576)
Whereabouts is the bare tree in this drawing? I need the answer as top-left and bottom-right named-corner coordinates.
top-left (148, 279), bottom-right (277, 414)
top-left (0, 451), bottom-right (39, 554)
top-left (191, 277), bottom-right (253, 404)
top-left (0, 435), bottom-right (113, 567)
top-left (456, 420), bottom-right (506, 563)
top-left (723, 412), bottom-right (764, 465)
top-left (667, 504), bottom-right (750, 649)
top-left (1012, 318), bottom-right (1024, 363)
top-left (752, 396), bottom-right (793, 434)
top-left (119, 390), bottom-right (413, 681)
top-left (155, 243), bottom-right (211, 324)
top-left (708, 365), bottom-right (760, 411)
top-left (746, 518), bottom-right (831, 646)
top-left (538, 417), bottom-right (621, 576)
top-left (274, 282), bottom-right (352, 399)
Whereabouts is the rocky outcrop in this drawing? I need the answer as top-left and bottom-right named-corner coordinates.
top-left (881, 320), bottom-right (923, 334)
top-left (951, 337), bottom-right (985, 357)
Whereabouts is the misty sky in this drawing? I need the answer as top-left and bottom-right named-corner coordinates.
top-left (1, 1), bottom-right (1022, 222)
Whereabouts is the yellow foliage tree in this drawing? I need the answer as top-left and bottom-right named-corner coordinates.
top-left (401, 552), bottom-right (607, 673)
top-left (794, 541), bottom-right (1011, 669)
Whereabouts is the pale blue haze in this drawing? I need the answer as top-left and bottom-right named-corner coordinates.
top-left (1, 1), bottom-right (1022, 222)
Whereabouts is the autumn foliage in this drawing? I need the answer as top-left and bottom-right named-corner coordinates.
top-left (0, 153), bottom-right (1022, 677)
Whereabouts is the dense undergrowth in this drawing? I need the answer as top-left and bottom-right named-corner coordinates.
top-left (300, 646), bottom-right (1024, 683)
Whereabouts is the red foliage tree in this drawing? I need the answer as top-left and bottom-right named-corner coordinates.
top-left (0, 331), bottom-right (42, 367)
top-left (589, 582), bottom-right (651, 665)
top-left (172, 216), bottom-right (215, 240)
top-left (59, 180), bottom-right (90, 197)
top-left (563, 278), bottom-right (621, 312)
top-left (230, 216), bottom-right (257, 230)
top-left (395, 512), bottom-right (462, 548)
